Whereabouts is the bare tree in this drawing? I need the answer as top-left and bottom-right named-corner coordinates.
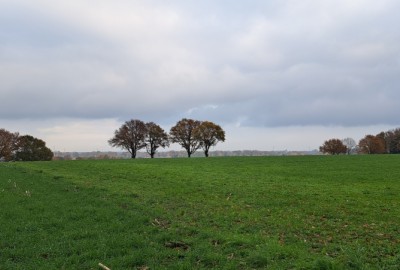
top-left (145, 122), bottom-right (169, 158)
top-left (342, 137), bottom-right (356, 155)
top-left (169, 118), bottom-right (201, 158)
top-left (108, 119), bottom-right (147, 159)
top-left (194, 121), bottom-right (225, 157)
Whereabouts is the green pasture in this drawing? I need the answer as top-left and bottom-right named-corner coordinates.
top-left (1, 155), bottom-right (399, 269)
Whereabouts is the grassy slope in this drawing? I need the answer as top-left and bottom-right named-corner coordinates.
top-left (0, 155), bottom-right (399, 269)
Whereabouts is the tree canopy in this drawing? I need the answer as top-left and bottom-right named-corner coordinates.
top-left (169, 118), bottom-right (202, 158)
top-left (193, 121), bottom-right (225, 157)
top-left (14, 135), bottom-right (54, 161)
top-left (319, 139), bottom-right (347, 155)
top-left (1, 129), bottom-right (53, 161)
top-left (358, 135), bottom-right (386, 154)
top-left (108, 119), bottom-right (147, 159)
top-left (383, 128), bottom-right (400, 154)
top-left (321, 127), bottom-right (400, 156)
top-left (0, 128), bottom-right (19, 161)
top-left (109, 118), bottom-right (226, 158)
top-left (145, 122), bottom-right (169, 158)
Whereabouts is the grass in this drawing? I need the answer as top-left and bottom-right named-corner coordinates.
top-left (1, 155), bottom-right (399, 269)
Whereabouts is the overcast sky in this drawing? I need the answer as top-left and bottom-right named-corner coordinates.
top-left (1, 0), bottom-right (399, 152)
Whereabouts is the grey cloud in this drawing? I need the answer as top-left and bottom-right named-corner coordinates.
top-left (1, 0), bottom-right (400, 129)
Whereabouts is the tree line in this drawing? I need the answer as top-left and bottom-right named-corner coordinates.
top-left (0, 129), bottom-right (53, 161)
top-left (108, 118), bottom-right (225, 158)
top-left (320, 127), bottom-right (400, 155)
top-left (3, 122), bottom-right (398, 161)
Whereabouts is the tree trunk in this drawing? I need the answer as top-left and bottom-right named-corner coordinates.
top-left (150, 152), bottom-right (155, 158)
top-left (204, 149), bottom-right (209, 157)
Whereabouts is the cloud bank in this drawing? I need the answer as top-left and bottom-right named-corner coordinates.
top-left (1, 1), bottom-right (399, 150)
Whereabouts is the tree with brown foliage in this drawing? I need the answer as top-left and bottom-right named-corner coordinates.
top-left (358, 135), bottom-right (386, 154)
top-left (0, 128), bottom-right (19, 161)
top-left (145, 122), bottom-right (169, 158)
top-left (193, 121), bottom-right (225, 157)
top-left (108, 119), bottom-right (147, 159)
top-left (169, 118), bottom-right (201, 158)
top-left (14, 135), bottom-right (53, 161)
top-left (319, 138), bottom-right (347, 155)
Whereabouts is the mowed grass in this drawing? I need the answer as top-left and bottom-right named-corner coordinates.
top-left (1, 155), bottom-right (400, 269)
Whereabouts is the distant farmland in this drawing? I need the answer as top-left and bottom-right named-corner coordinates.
top-left (1, 155), bottom-right (399, 269)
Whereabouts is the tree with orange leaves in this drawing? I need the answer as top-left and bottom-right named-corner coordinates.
top-left (319, 139), bottom-right (347, 155)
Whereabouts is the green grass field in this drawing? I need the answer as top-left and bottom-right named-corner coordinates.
top-left (1, 155), bottom-right (399, 269)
